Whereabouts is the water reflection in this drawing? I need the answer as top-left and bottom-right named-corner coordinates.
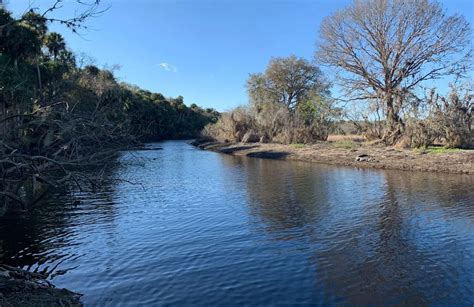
top-left (0, 169), bottom-right (120, 277)
top-left (0, 141), bottom-right (472, 305)
top-left (223, 156), bottom-right (474, 305)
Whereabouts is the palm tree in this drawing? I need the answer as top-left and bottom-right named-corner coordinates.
top-left (44, 32), bottom-right (66, 61)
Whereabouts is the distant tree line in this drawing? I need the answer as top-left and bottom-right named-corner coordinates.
top-left (0, 4), bottom-right (218, 212)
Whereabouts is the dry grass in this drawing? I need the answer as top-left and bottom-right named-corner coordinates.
top-left (331, 140), bottom-right (359, 149)
top-left (327, 134), bottom-right (366, 142)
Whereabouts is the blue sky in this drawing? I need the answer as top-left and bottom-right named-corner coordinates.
top-left (7, 0), bottom-right (474, 111)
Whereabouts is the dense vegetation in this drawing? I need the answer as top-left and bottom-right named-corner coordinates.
top-left (204, 0), bottom-right (472, 148)
top-left (0, 6), bottom-right (217, 212)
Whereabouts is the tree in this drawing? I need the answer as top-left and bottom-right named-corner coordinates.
top-left (0, 1), bottom-right (105, 34)
top-left (317, 0), bottom-right (472, 144)
top-left (44, 32), bottom-right (66, 60)
top-left (0, 5), bottom-right (217, 211)
top-left (0, 11), bottom-right (43, 62)
top-left (21, 11), bottom-right (47, 38)
top-left (247, 55), bottom-right (329, 112)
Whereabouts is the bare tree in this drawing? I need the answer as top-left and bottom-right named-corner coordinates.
top-left (317, 0), bottom-right (472, 144)
top-left (0, 0), bottom-right (105, 33)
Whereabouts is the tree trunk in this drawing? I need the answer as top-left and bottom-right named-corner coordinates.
top-left (35, 56), bottom-right (44, 107)
top-left (383, 95), bottom-right (404, 145)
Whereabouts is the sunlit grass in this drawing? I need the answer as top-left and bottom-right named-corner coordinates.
top-left (331, 140), bottom-right (359, 149)
top-left (416, 146), bottom-right (464, 154)
top-left (290, 143), bottom-right (306, 148)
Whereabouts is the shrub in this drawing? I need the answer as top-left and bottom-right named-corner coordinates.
top-left (429, 86), bottom-right (472, 148)
top-left (202, 107), bottom-right (254, 142)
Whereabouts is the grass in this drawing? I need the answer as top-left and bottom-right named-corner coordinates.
top-left (290, 143), bottom-right (306, 148)
top-left (416, 146), bottom-right (464, 154)
top-left (331, 140), bottom-right (359, 149)
top-left (327, 134), bottom-right (366, 142)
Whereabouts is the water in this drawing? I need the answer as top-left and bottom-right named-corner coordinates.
top-left (1, 140), bottom-right (473, 305)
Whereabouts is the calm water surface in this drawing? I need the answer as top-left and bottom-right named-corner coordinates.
top-left (1, 141), bottom-right (473, 305)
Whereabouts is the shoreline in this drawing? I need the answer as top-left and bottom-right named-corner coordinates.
top-left (192, 140), bottom-right (474, 175)
top-left (0, 265), bottom-right (82, 306)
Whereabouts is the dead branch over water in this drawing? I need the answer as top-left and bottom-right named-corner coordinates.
top-left (0, 2), bottom-right (217, 214)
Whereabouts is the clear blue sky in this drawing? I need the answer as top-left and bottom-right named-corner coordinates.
top-left (8, 0), bottom-right (474, 111)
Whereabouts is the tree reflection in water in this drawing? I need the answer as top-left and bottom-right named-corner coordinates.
top-left (0, 166), bottom-right (121, 278)
top-left (222, 155), bottom-right (474, 305)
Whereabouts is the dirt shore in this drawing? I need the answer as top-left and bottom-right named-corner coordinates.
top-left (193, 140), bottom-right (474, 175)
top-left (0, 265), bottom-right (82, 307)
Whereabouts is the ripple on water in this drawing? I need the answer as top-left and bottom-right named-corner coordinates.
top-left (0, 140), bottom-right (473, 305)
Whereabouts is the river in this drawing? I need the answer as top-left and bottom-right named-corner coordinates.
top-left (1, 140), bottom-right (473, 305)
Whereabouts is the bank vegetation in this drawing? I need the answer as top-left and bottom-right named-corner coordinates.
top-left (0, 2), bottom-right (218, 214)
top-left (203, 0), bottom-right (473, 151)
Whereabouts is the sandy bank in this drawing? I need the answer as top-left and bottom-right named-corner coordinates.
top-left (193, 140), bottom-right (474, 175)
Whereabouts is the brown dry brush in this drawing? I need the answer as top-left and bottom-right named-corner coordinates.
top-left (402, 85), bottom-right (473, 149)
top-left (203, 55), bottom-right (337, 145)
top-left (344, 101), bottom-right (385, 141)
top-left (429, 87), bottom-right (473, 148)
top-left (202, 100), bottom-right (337, 145)
top-left (0, 102), bottom-right (136, 214)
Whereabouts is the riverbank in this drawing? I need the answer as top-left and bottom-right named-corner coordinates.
top-left (0, 265), bottom-right (82, 306)
top-left (193, 140), bottom-right (474, 175)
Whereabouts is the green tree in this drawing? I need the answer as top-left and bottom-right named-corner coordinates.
top-left (247, 55), bottom-right (329, 112)
top-left (44, 32), bottom-right (66, 60)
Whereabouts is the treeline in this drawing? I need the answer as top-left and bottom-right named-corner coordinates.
top-left (204, 0), bottom-right (472, 149)
top-left (0, 6), bottom-right (217, 212)
top-left (0, 8), bottom-right (218, 142)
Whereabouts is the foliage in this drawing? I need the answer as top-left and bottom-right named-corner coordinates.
top-left (247, 55), bottom-right (329, 112)
top-left (290, 143), bottom-right (305, 148)
top-left (0, 7), bottom-right (217, 212)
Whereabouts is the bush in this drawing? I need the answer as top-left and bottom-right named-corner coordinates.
top-left (402, 119), bottom-right (438, 148)
top-left (203, 95), bottom-right (338, 145)
top-left (202, 107), bottom-right (253, 142)
top-left (429, 87), bottom-right (472, 148)
top-left (401, 85), bottom-right (473, 149)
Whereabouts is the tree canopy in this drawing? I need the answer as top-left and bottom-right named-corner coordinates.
top-left (247, 55), bottom-right (330, 112)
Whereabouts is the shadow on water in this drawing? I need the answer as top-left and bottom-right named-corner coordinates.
top-left (0, 166), bottom-right (121, 277)
top-left (246, 151), bottom-right (290, 159)
top-left (222, 156), bottom-right (474, 305)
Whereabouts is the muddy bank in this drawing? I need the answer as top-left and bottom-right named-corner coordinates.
top-left (0, 265), bottom-right (82, 307)
top-left (193, 140), bottom-right (474, 175)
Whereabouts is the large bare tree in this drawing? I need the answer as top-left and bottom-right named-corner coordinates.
top-left (317, 0), bottom-right (472, 143)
